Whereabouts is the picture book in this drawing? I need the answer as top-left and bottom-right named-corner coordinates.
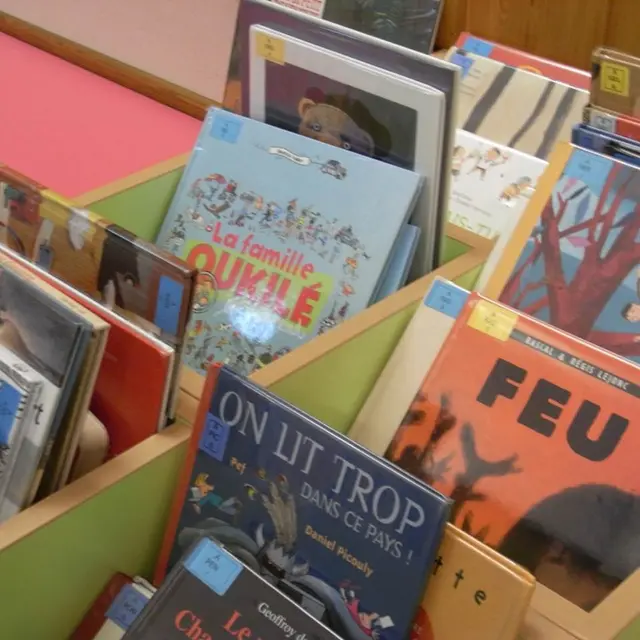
top-left (583, 104), bottom-right (640, 144)
top-left (373, 225), bottom-right (420, 303)
top-left (413, 524), bottom-right (535, 640)
top-left (271, 0), bottom-right (444, 54)
top-left (68, 412), bottom-right (110, 483)
top-left (443, 131), bottom-right (547, 264)
top-left (591, 48), bottom-right (640, 121)
top-left (155, 365), bottom-right (451, 640)
top-left (571, 123), bottom-right (640, 167)
top-left (0, 245), bottom-right (175, 456)
top-left (156, 108), bottom-right (421, 377)
top-left (130, 536), bottom-right (341, 640)
top-left (445, 47), bottom-right (588, 161)
top-left (246, 22), bottom-right (445, 271)
top-left (483, 143), bottom-right (640, 366)
top-left (350, 278), bottom-right (469, 457)
top-left (0, 258), bottom-right (91, 521)
top-left (227, 0), bottom-right (460, 272)
top-left (454, 33), bottom-right (590, 90)
top-left (386, 293), bottom-right (640, 615)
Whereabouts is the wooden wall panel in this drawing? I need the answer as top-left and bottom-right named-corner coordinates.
top-left (436, 0), bottom-right (639, 71)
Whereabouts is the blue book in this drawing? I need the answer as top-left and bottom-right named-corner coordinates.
top-left (156, 366), bottom-right (450, 640)
top-left (373, 225), bottom-right (420, 303)
top-left (156, 108), bottom-right (422, 377)
top-left (571, 123), bottom-right (640, 167)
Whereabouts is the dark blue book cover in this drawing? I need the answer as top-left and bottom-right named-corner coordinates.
top-left (159, 366), bottom-right (450, 640)
top-left (571, 123), bottom-right (640, 167)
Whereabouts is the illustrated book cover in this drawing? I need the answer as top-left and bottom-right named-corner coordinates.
top-left (483, 142), bottom-right (640, 366)
top-left (591, 48), bottom-right (640, 121)
top-left (350, 278), bottom-right (469, 457)
top-left (583, 104), bottom-right (640, 144)
top-left (129, 535), bottom-right (341, 639)
top-left (270, 0), bottom-right (444, 54)
top-left (0, 245), bottom-right (175, 457)
top-left (386, 292), bottom-right (640, 626)
top-left (226, 0), bottom-right (460, 272)
top-left (571, 124), bottom-right (640, 167)
top-left (454, 33), bottom-right (590, 90)
top-left (246, 22), bottom-right (445, 271)
top-left (0, 257), bottom-right (91, 521)
top-left (412, 524), bottom-right (535, 640)
top-left (443, 131), bottom-right (547, 265)
top-left (445, 47), bottom-right (588, 161)
top-left (373, 225), bottom-right (420, 303)
top-left (156, 108), bottom-right (421, 377)
top-left (155, 365), bottom-right (451, 640)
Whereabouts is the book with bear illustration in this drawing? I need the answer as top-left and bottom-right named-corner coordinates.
top-left (155, 365), bottom-right (451, 640)
top-left (385, 292), bottom-right (640, 639)
top-left (155, 108), bottom-right (421, 377)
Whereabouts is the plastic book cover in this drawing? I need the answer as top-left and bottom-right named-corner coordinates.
top-left (454, 33), bottom-right (590, 90)
top-left (412, 524), bottom-right (534, 640)
top-left (0, 258), bottom-right (90, 521)
top-left (130, 536), bottom-right (341, 639)
top-left (373, 225), bottom-right (420, 303)
top-left (484, 143), bottom-right (640, 366)
top-left (591, 48), bottom-right (640, 121)
top-left (583, 104), bottom-right (640, 144)
top-left (571, 124), bottom-right (640, 167)
top-left (156, 108), bottom-right (421, 377)
top-left (0, 245), bottom-right (175, 457)
top-left (445, 47), bottom-right (588, 161)
top-left (270, 0), bottom-right (444, 54)
top-left (386, 292), bottom-right (640, 614)
top-left (155, 365), bottom-right (450, 640)
top-left (226, 0), bottom-right (460, 272)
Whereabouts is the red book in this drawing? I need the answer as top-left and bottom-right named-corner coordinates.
top-left (455, 32), bottom-right (590, 90)
top-left (0, 246), bottom-right (174, 456)
top-left (583, 104), bottom-right (640, 143)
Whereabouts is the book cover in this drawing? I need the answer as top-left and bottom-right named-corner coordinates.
top-left (583, 104), bottom-right (640, 143)
top-left (0, 245), bottom-right (175, 456)
top-left (155, 365), bottom-right (450, 640)
top-left (156, 108), bottom-right (421, 377)
top-left (386, 293), bottom-right (640, 615)
top-left (129, 536), bottom-right (341, 639)
top-left (483, 143), bottom-right (640, 366)
top-left (591, 48), bottom-right (640, 121)
top-left (571, 124), bottom-right (640, 167)
top-left (454, 33), bottom-right (591, 90)
top-left (445, 47), bottom-right (588, 161)
top-left (373, 225), bottom-right (420, 303)
top-left (412, 525), bottom-right (534, 640)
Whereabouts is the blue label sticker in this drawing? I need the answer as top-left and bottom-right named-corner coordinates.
top-left (0, 382), bottom-right (22, 446)
top-left (154, 275), bottom-right (184, 336)
top-left (424, 281), bottom-right (469, 319)
top-left (461, 36), bottom-right (494, 57)
top-left (105, 584), bottom-right (150, 631)
top-left (450, 52), bottom-right (474, 78)
top-left (199, 413), bottom-right (230, 461)
top-left (211, 114), bottom-right (243, 144)
top-left (185, 537), bottom-right (243, 596)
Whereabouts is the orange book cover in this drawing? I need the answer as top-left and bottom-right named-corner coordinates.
top-left (386, 293), bottom-right (640, 616)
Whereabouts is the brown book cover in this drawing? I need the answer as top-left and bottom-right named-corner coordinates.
top-left (591, 48), bottom-right (640, 121)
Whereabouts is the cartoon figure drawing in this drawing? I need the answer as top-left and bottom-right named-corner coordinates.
top-left (451, 145), bottom-right (467, 178)
top-left (193, 272), bottom-right (217, 313)
top-left (188, 473), bottom-right (241, 516)
top-left (499, 176), bottom-right (534, 205)
top-left (621, 266), bottom-right (640, 329)
top-left (341, 587), bottom-right (394, 639)
top-left (321, 160), bottom-right (348, 180)
top-left (467, 147), bottom-right (509, 179)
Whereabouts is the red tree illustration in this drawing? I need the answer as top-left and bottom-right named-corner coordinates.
top-left (501, 164), bottom-right (640, 357)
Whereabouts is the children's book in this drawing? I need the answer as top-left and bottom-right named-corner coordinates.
top-left (226, 0), bottom-right (460, 272)
top-left (413, 524), bottom-right (535, 640)
top-left (271, 0), bottom-right (444, 54)
top-left (483, 143), bottom-right (640, 367)
top-left (445, 47), bottom-right (588, 161)
top-left (454, 33), bottom-right (590, 90)
top-left (385, 293), bottom-right (640, 630)
top-left (373, 225), bottom-right (420, 303)
top-left (155, 365), bottom-right (450, 640)
top-left (130, 536), bottom-right (342, 639)
top-left (571, 123), bottom-right (640, 167)
top-left (156, 108), bottom-right (422, 377)
top-left (0, 245), bottom-right (175, 456)
top-left (443, 131), bottom-right (547, 265)
top-left (583, 104), bottom-right (640, 144)
top-left (591, 48), bottom-right (640, 121)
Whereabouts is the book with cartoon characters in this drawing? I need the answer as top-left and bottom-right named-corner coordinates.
top-left (483, 143), bottom-right (640, 367)
top-left (156, 108), bottom-right (422, 377)
top-left (385, 292), bottom-right (640, 621)
top-left (155, 365), bottom-right (451, 640)
top-left (443, 131), bottom-right (547, 265)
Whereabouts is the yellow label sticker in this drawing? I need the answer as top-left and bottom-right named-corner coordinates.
top-left (467, 300), bottom-right (518, 341)
top-left (600, 62), bottom-right (629, 97)
top-left (255, 32), bottom-right (285, 65)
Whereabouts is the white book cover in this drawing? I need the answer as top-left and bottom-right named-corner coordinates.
top-left (349, 277), bottom-right (469, 456)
